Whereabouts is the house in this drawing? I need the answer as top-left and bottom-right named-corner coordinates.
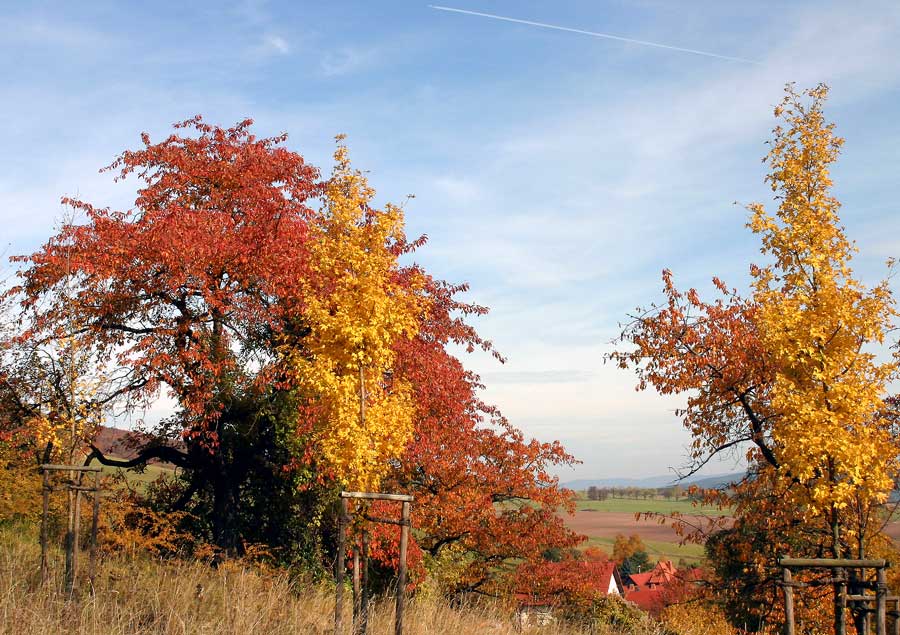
top-left (627, 558), bottom-right (678, 590)
top-left (624, 560), bottom-right (704, 616)
top-left (515, 560), bottom-right (626, 630)
top-left (587, 560), bottom-right (626, 597)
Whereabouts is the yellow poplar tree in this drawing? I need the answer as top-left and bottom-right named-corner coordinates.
top-left (292, 137), bottom-right (427, 490)
top-left (748, 83), bottom-right (898, 558)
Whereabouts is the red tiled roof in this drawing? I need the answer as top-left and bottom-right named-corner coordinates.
top-left (646, 559), bottom-right (677, 585)
top-left (624, 586), bottom-right (665, 615)
top-left (628, 571), bottom-right (654, 587)
top-left (624, 561), bottom-right (707, 616)
top-left (587, 561), bottom-right (621, 595)
top-left (628, 560), bottom-right (678, 589)
top-left (515, 560), bottom-right (623, 607)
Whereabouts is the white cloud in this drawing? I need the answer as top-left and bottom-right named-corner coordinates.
top-left (261, 33), bottom-right (291, 55)
top-left (320, 46), bottom-right (378, 77)
top-left (1, 17), bottom-right (110, 49)
top-left (407, 2), bottom-right (900, 478)
top-left (433, 176), bottom-right (481, 203)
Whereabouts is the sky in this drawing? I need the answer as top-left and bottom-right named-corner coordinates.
top-left (1, 1), bottom-right (899, 481)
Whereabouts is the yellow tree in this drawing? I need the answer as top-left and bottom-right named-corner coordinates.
top-left (749, 84), bottom-right (898, 560)
top-left (289, 137), bottom-right (427, 490)
top-left (612, 84), bottom-right (899, 630)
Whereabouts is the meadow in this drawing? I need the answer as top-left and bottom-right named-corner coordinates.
top-left (574, 497), bottom-right (728, 517)
top-left (0, 523), bottom-right (664, 635)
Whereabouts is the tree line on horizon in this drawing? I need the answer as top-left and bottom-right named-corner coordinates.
top-left (581, 485), bottom-right (692, 502)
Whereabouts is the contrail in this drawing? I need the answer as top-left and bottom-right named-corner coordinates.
top-left (428, 5), bottom-right (760, 65)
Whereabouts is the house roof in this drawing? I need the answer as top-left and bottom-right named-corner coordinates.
top-left (624, 586), bottom-right (665, 615)
top-left (516, 560), bottom-right (623, 606)
top-left (627, 571), bottom-right (654, 587)
top-left (628, 559), bottom-right (678, 588)
top-left (624, 561), bottom-right (707, 616)
top-left (647, 559), bottom-right (677, 585)
top-left (586, 561), bottom-right (621, 595)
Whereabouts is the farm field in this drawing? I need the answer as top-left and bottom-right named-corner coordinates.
top-left (562, 510), bottom-right (719, 565)
top-left (100, 458), bottom-right (175, 488)
top-left (575, 497), bottom-right (729, 516)
top-left (584, 535), bottom-right (705, 563)
top-left (565, 497), bottom-right (729, 565)
top-left (566, 498), bottom-right (900, 567)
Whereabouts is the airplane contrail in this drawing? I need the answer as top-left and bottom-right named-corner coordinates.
top-left (428, 5), bottom-right (760, 65)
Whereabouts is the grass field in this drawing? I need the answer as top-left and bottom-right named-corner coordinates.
top-left (575, 497), bottom-right (730, 517)
top-left (584, 535), bottom-right (705, 564)
top-left (565, 497), bottom-right (728, 566)
top-left (100, 458), bottom-right (175, 488)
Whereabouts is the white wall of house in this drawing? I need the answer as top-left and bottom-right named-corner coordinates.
top-left (607, 574), bottom-right (621, 595)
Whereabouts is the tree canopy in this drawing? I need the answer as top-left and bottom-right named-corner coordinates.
top-left (612, 84), bottom-right (899, 629)
top-left (2, 117), bottom-right (581, 588)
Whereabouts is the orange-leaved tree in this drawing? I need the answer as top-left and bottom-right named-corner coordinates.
top-left (9, 117), bottom-right (324, 548)
top-left (361, 271), bottom-right (583, 596)
top-left (7, 116), bottom-right (581, 580)
top-left (611, 84), bottom-right (899, 630)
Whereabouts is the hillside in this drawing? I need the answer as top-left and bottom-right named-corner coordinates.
top-left (93, 426), bottom-right (183, 465)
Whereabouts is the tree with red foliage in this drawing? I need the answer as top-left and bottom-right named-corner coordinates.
top-left (11, 117), bottom-right (322, 548)
top-left (8, 116), bottom-right (582, 585)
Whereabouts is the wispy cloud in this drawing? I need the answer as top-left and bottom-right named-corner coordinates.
top-left (260, 33), bottom-right (291, 55)
top-left (1, 17), bottom-right (110, 49)
top-left (320, 46), bottom-right (379, 77)
top-left (481, 369), bottom-right (594, 385)
top-left (433, 176), bottom-right (481, 203)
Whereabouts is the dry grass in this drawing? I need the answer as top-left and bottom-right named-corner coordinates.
top-left (0, 523), bottom-right (634, 635)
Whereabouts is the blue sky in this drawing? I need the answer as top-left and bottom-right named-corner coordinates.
top-left (2, 1), bottom-right (899, 480)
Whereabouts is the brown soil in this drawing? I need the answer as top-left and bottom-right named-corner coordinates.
top-left (564, 510), bottom-right (900, 546)
top-left (562, 511), bottom-right (716, 542)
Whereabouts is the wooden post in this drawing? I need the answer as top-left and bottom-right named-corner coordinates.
top-left (878, 567), bottom-right (888, 635)
top-left (353, 543), bottom-right (361, 634)
top-left (335, 498), bottom-right (348, 635)
top-left (40, 469), bottom-right (50, 586)
top-left (893, 598), bottom-right (900, 635)
top-left (88, 470), bottom-right (100, 592)
top-left (64, 479), bottom-right (75, 595)
top-left (360, 530), bottom-right (369, 635)
top-left (782, 567), bottom-right (795, 635)
top-left (72, 483), bottom-right (82, 588)
top-left (835, 567), bottom-right (847, 635)
top-left (394, 500), bottom-right (410, 635)
top-left (337, 491), bottom-right (414, 635)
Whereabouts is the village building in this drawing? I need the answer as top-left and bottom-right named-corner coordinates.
top-left (623, 560), bottom-right (703, 616)
top-left (515, 561), bottom-right (625, 630)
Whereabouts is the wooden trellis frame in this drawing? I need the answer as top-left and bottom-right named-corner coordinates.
top-left (780, 557), bottom-right (897, 635)
top-left (334, 491), bottom-right (413, 635)
top-left (39, 464), bottom-right (103, 594)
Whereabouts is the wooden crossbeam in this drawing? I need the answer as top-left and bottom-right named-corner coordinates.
top-left (40, 464), bottom-right (102, 472)
top-left (340, 491), bottom-right (414, 502)
top-left (779, 557), bottom-right (888, 569)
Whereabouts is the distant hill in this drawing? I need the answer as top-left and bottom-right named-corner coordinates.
top-left (563, 472), bottom-right (744, 491)
top-left (93, 425), bottom-right (183, 465)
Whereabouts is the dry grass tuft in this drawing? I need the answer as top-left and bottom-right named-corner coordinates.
top-left (0, 523), bottom-right (609, 635)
